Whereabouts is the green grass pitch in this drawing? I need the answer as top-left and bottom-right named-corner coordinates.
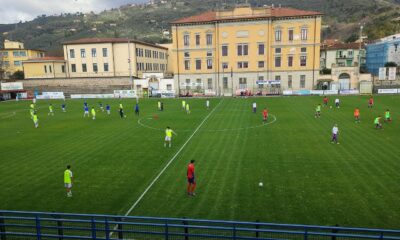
top-left (0, 95), bottom-right (399, 229)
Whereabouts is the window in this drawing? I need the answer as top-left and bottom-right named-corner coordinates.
top-left (13, 61), bottom-right (21, 66)
top-left (61, 65), bottom-right (65, 73)
top-left (237, 61), bottom-right (248, 69)
top-left (348, 51), bottom-right (353, 56)
top-left (80, 49), bottom-right (86, 58)
top-left (258, 43), bottom-right (265, 55)
top-left (301, 47), bottom-right (307, 53)
top-left (207, 59), bottom-right (213, 69)
top-left (275, 48), bottom-right (281, 54)
top-left (196, 79), bottom-right (202, 90)
top-left (91, 48), bottom-right (97, 57)
top-left (258, 61), bottom-right (265, 68)
top-left (300, 56), bottom-right (307, 66)
top-left (195, 34), bottom-right (200, 46)
top-left (300, 75), bottom-right (306, 88)
top-left (167, 84), bottom-right (172, 91)
top-left (207, 78), bottom-right (213, 89)
top-left (275, 29), bottom-right (282, 42)
top-left (70, 49), bottom-right (76, 58)
top-left (82, 64), bottom-right (87, 72)
top-left (185, 79), bottom-right (191, 90)
top-left (104, 63), bottom-right (109, 72)
top-left (223, 77), bottom-right (228, 89)
top-left (71, 64), bottom-right (76, 72)
top-left (184, 34), bottom-right (190, 46)
top-left (222, 62), bottom-right (228, 69)
top-left (185, 60), bottom-right (191, 70)
top-left (275, 57), bottom-right (281, 67)
top-left (206, 51), bottom-right (212, 57)
top-left (206, 34), bottom-right (213, 45)
top-left (3, 61), bottom-right (9, 66)
top-left (184, 52), bottom-right (190, 57)
top-left (288, 56), bottom-right (293, 67)
top-left (288, 29), bottom-right (294, 41)
top-left (222, 45), bottom-right (228, 56)
top-left (195, 59), bottom-right (201, 70)
top-left (275, 75), bottom-right (281, 81)
top-left (237, 44), bottom-right (248, 56)
top-left (0, 52), bottom-right (8, 57)
top-left (93, 63), bottom-right (98, 72)
top-left (102, 48), bottom-right (108, 57)
top-left (49, 65), bottom-right (52, 73)
top-left (13, 51), bottom-right (19, 57)
top-left (44, 65), bottom-right (47, 73)
top-left (301, 28), bottom-right (308, 40)
top-left (19, 51), bottom-right (26, 57)
top-left (258, 76), bottom-right (264, 88)
top-left (288, 75), bottom-right (292, 89)
top-left (239, 78), bottom-right (247, 89)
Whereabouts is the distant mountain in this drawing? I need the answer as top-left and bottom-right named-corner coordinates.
top-left (0, 0), bottom-right (399, 54)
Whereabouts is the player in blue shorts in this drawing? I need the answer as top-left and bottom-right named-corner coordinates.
top-left (135, 103), bottom-right (140, 116)
top-left (61, 103), bottom-right (66, 112)
top-left (106, 104), bottom-right (111, 115)
top-left (99, 102), bottom-right (104, 112)
top-left (84, 105), bottom-right (89, 117)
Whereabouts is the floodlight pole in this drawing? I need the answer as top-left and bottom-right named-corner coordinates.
top-left (128, 39), bottom-right (133, 90)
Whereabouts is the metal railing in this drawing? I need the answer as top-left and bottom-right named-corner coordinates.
top-left (0, 210), bottom-right (399, 240)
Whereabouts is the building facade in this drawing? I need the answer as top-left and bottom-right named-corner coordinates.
top-left (62, 38), bottom-right (169, 79)
top-left (320, 42), bottom-right (366, 70)
top-left (0, 40), bottom-right (45, 78)
top-left (170, 5), bottom-right (322, 95)
top-left (366, 34), bottom-right (400, 76)
top-left (23, 57), bottom-right (67, 79)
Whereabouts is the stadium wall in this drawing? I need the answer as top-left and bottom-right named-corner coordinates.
top-left (20, 77), bottom-right (132, 95)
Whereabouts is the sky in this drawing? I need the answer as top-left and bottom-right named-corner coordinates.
top-left (0, 0), bottom-right (147, 24)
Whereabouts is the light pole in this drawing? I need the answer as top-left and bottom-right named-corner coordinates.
top-left (127, 39), bottom-right (133, 90)
top-left (358, 24), bottom-right (364, 71)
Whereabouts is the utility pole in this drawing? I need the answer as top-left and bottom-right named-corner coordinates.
top-left (358, 24), bottom-right (364, 71)
top-left (128, 39), bottom-right (133, 90)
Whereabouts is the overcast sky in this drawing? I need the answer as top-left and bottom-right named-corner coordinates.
top-left (0, 0), bottom-right (147, 24)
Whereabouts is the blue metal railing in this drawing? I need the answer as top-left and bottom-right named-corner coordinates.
top-left (0, 210), bottom-right (399, 240)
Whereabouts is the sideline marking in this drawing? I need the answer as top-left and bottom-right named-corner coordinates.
top-left (124, 99), bottom-right (222, 215)
top-left (137, 114), bottom-right (277, 132)
top-left (109, 99), bottom-right (224, 237)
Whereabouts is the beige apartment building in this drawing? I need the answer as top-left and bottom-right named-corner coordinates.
top-left (23, 57), bottom-right (67, 79)
top-left (171, 5), bottom-right (322, 95)
top-left (62, 38), bottom-right (168, 79)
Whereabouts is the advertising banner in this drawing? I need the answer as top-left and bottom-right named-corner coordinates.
top-left (71, 94), bottom-right (115, 99)
top-left (379, 67), bottom-right (387, 81)
top-left (113, 90), bottom-right (137, 98)
top-left (388, 67), bottom-right (397, 81)
top-left (340, 90), bottom-right (360, 95)
top-left (377, 89), bottom-right (398, 94)
top-left (1, 82), bottom-right (23, 91)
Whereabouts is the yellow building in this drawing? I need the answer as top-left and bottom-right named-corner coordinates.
top-left (171, 5), bottom-right (322, 95)
top-left (23, 57), bottom-right (67, 79)
top-left (62, 38), bottom-right (169, 78)
top-left (0, 40), bottom-right (45, 78)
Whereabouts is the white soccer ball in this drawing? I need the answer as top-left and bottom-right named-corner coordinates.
top-left (259, 182), bottom-right (263, 187)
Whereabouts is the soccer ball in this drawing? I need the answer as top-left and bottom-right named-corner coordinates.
top-left (330, 106), bottom-right (332, 109)
top-left (259, 182), bottom-right (263, 187)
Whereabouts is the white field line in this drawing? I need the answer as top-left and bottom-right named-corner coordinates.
top-left (110, 99), bottom-right (223, 237)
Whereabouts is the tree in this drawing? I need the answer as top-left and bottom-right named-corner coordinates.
top-left (384, 62), bottom-right (398, 67)
top-left (10, 70), bottom-right (24, 80)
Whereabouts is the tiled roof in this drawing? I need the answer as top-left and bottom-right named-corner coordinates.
top-left (62, 38), bottom-right (168, 50)
top-left (171, 7), bottom-right (322, 24)
top-left (321, 42), bottom-right (365, 51)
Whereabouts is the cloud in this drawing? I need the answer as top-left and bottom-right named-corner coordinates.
top-left (0, 0), bottom-right (147, 24)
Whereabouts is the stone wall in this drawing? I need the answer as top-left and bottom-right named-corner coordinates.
top-left (20, 77), bottom-right (133, 95)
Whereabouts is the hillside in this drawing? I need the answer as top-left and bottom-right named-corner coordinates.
top-left (0, 0), bottom-right (399, 54)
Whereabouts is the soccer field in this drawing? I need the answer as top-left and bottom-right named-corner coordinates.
top-left (0, 95), bottom-right (399, 229)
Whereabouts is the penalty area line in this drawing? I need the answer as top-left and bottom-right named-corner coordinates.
top-left (110, 98), bottom-right (223, 237)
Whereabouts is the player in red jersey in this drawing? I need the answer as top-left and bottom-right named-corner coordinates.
top-left (323, 96), bottom-right (329, 107)
top-left (187, 160), bottom-right (196, 196)
top-left (368, 96), bottom-right (374, 108)
top-left (263, 108), bottom-right (268, 123)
